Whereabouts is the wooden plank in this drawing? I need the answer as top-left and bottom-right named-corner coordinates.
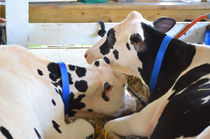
top-left (0, 5), bottom-right (5, 18)
top-left (29, 2), bottom-right (210, 23)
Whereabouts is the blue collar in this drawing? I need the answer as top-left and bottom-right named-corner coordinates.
top-left (58, 62), bottom-right (70, 115)
top-left (149, 35), bottom-right (173, 93)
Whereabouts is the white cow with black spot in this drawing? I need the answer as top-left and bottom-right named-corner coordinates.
top-left (85, 11), bottom-right (210, 139)
top-left (0, 45), bottom-right (136, 139)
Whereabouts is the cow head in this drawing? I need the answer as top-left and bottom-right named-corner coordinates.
top-left (74, 61), bottom-right (137, 118)
top-left (47, 61), bottom-right (136, 118)
top-left (85, 11), bottom-right (175, 81)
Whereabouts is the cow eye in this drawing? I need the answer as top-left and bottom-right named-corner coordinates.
top-left (130, 33), bottom-right (144, 52)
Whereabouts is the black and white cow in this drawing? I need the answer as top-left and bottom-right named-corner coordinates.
top-left (0, 45), bottom-right (136, 139)
top-left (85, 11), bottom-right (210, 139)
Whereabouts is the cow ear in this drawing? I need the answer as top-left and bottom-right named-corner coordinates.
top-left (153, 17), bottom-right (176, 33)
top-left (102, 82), bottom-right (113, 101)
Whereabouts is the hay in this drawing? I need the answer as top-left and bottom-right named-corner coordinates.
top-left (126, 74), bottom-right (150, 112)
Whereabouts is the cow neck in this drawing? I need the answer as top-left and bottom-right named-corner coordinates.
top-left (139, 23), bottom-right (196, 103)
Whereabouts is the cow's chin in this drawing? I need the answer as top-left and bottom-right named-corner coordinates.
top-left (112, 64), bottom-right (139, 77)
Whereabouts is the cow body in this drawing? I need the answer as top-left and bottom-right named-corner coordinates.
top-left (85, 11), bottom-right (210, 138)
top-left (0, 45), bottom-right (136, 139)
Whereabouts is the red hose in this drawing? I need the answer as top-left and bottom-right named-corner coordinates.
top-left (175, 15), bottom-right (208, 39)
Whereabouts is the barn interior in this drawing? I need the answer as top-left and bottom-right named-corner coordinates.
top-left (0, 0), bottom-right (209, 138)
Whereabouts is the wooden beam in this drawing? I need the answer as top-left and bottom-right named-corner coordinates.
top-left (29, 2), bottom-right (210, 23)
top-left (0, 5), bottom-right (5, 19)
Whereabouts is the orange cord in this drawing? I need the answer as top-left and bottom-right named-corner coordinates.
top-left (175, 15), bottom-right (208, 39)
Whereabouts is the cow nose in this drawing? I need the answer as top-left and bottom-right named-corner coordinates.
top-left (84, 53), bottom-right (87, 59)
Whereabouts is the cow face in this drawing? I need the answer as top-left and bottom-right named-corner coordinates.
top-left (85, 11), bottom-right (175, 78)
top-left (48, 61), bottom-right (136, 118)
top-left (74, 61), bottom-right (136, 118)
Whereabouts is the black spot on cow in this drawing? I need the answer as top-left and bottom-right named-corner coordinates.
top-left (68, 65), bottom-right (75, 71)
top-left (171, 64), bottom-right (210, 99)
top-left (76, 67), bottom-right (86, 78)
top-left (37, 69), bottom-right (43, 76)
top-left (52, 99), bottom-right (56, 106)
top-left (34, 128), bottom-right (42, 139)
top-left (52, 82), bottom-right (59, 87)
top-left (94, 61), bottom-right (100, 67)
top-left (55, 88), bottom-right (61, 95)
top-left (88, 109), bottom-right (93, 112)
top-left (68, 73), bottom-right (73, 85)
top-left (0, 126), bottom-right (13, 139)
top-left (103, 57), bottom-right (110, 64)
top-left (57, 80), bottom-right (62, 87)
top-left (52, 120), bottom-right (62, 134)
top-left (126, 43), bottom-right (131, 50)
top-left (113, 49), bottom-right (119, 60)
top-left (86, 134), bottom-right (94, 139)
top-left (58, 89), bottom-right (62, 95)
top-left (68, 92), bottom-right (86, 117)
top-left (138, 23), bottom-right (195, 102)
top-left (99, 28), bottom-right (116, 55)
top-left (75, 80), bottom-right (88, 92)
top-left (47, 62), bottom-right (61, 81)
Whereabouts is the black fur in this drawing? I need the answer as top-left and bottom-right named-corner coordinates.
top-left (34, 128), bottom-right (42, 139)
top-left (94, 61), bottom-right (100, 67)
top-left (103, 57), bottom-right (110, 64)
top-left (68, 73), bottom-right (73, 85)
top-left (0, 126), bottom-right (13, 139)
top-left (68, 93), bottom-right (86, 117)
top-left (113, 49), bottom-right (119, 60)
top-left (52, 120), bottom-right (62, 134)
top-left (37, 69), bottom-right (43, 76)
top-left (47, 63), bottom-right (60, 81)
top-left (76, 67), bottom-right (86, 78)
top-left (75, 80), bottom-right (88, 92)
top-left (52, 99), bottom-right (56, 106)
top-left (126, 42), bottom-right (131, 50)
top-left (68, 65), bottom-right (75, 71)
top-left (99, 28), bottom-right (116, 55)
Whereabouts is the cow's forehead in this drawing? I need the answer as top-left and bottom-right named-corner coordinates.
top-left (111, 11), bottom-right (152, 41)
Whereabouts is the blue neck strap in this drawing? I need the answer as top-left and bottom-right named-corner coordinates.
top-left (149, 35), bottom-right (173, 93)
top-left (58, 62), bottom-right (70, 115)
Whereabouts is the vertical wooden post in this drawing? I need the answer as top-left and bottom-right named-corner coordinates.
top-left (5, 0), bottom-right (29, 46)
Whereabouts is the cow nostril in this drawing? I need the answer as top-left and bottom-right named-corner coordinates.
top-left (84, 53), bottom-right (87, 58)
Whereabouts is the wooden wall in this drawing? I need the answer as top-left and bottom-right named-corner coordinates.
top-left (0, 2), bottom-right (209, 23)
top-left (28, 2), bottom-right (210, 23)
